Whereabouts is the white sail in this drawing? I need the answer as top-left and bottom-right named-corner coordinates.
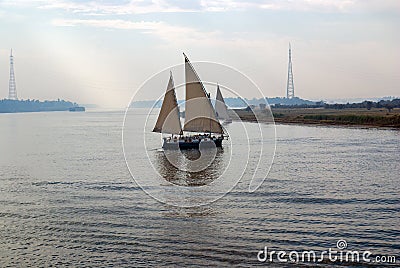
top-left (215, 84), bottom-right (230, 121)
top-left (183, 54), bottom-right (223, 134)
top-left (153, 72), bottom-right (182, 135)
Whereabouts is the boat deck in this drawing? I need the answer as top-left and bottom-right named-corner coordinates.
top-left (163, 135), bottom-right (224, 149)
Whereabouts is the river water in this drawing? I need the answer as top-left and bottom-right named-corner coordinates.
top-left (0, 110), bottom-right (398, 267)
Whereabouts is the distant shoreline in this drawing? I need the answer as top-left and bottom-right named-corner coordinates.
top-left (0, 99), bottom-right (83, 113)
top-left (231, 108), bottom-right (400, 129)
top-left (272, 119), bottom-right (400, 130)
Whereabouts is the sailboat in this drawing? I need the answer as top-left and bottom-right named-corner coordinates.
top-left (215, 84), bottom-right (232, 124)
top-left (153, 53), bottom-right (226, 150)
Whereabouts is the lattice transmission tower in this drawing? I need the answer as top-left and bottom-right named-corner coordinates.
top-left (286, 43), bottom-right (295, 99)
top-left (8, 49), bottom-right (18, 100)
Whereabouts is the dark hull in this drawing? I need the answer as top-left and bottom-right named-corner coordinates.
top-left (163, 137), bottom-right (223, 150)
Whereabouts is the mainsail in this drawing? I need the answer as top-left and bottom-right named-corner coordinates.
top-left (183, 54), bottom-right (223, 134)
top-left (215, 84), bottom-right (230, 121)
top-left (153, 72), bottom-right (182, 134)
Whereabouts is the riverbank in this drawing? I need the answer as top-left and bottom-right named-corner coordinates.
top-left (0, 99), bottom-right (82, 113)
top-left (230, 108), bottom-right (400, 128)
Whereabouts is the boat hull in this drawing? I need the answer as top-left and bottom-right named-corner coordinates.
top-left (163, 136), bottom-right (223, 150)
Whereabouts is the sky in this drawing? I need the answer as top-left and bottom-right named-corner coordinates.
top-left (0, 0), bottom-right (399, 107)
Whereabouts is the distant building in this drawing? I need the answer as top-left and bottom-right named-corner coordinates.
top-left (259, 103), bottom-right (266, 110)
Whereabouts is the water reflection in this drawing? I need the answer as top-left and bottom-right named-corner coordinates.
top-left (154, 148), bottom-right (225, 187)
top-left (162, 205), bottom-right (218, 218)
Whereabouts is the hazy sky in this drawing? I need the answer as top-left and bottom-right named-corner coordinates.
top-left (0, 0), bottom-right (399, 107)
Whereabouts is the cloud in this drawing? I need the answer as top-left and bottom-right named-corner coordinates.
top-left (52, 19), bottom-right (220, 44)
top-left (3, 0), bottom-right (399, 15)
top-left (52, 18), bottom-right (221, 45)
top-left (51, 18), bottom-right (277, 49)
top-left (40, 0), bottom-right (195, 15)
top-left (43, 0), bottom-right (355, 14)
top-left (52, 18), bottom-right (162, 29)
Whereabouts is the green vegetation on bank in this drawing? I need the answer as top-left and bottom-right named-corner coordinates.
top-left (274, 98), bottom-right (400, 111)
top-left (302, 114), bottom-right (400, 126)
top-left (270, 108), bottom-right (400, 128)
top-left (232, 98), bottom-right (400, 128)
top-left (231, 107), bottom-right (400, 128)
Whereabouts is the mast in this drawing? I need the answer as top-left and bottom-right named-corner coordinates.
top-left (153, 72), bottom-right (183, 135)
top-left (183, 53), bottom-right (223, 134)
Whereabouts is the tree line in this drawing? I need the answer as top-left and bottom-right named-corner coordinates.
top-left (0, 99), bottom-right (78, 113)
top-left (273, 99), bottom-right (400, 112)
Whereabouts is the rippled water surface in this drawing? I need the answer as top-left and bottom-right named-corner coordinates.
top-left (0, 111), bottom-right (399, 267)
